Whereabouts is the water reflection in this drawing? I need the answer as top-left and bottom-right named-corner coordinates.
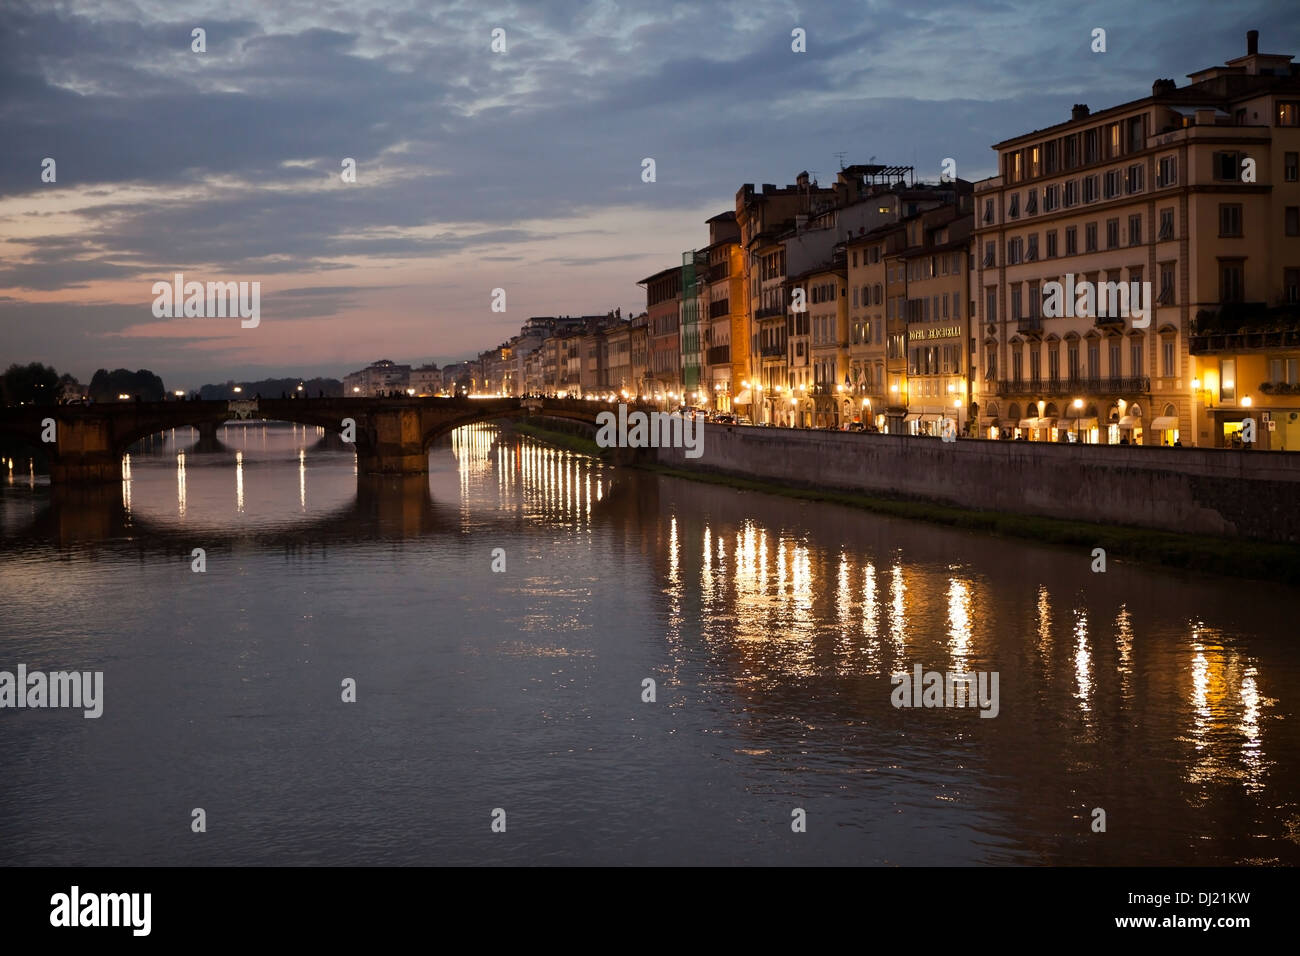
top-left (0, 420), bottom-right (1294, 866)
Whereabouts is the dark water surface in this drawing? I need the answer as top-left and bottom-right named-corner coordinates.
top-left (1, 422), bottom-right (1297, 865)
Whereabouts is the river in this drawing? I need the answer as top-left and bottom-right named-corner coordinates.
top-left (1, 421), bottom-right (1296, 865)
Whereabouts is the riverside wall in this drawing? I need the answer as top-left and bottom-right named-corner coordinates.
top-left (654, 425), bottom-right (1300, 543)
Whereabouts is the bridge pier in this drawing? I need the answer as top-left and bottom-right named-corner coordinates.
top-left (52, 418), bottom-right (120, 484)
top-left (355, 408), bottom-right (429, 475)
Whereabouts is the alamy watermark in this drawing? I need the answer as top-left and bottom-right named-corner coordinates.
top-left (1043, 273), bottom-right (1151, 329)
top-left (0, 664), bottom-right (103, 718)
top-left (891, 663), bottom-right (999, 718)
top-left (595, 403), bottom-right (703, 458)
top-left (151, 272), bottom-right (260, 328)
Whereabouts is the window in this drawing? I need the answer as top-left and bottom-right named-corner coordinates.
top-left (1008, 237), bottom-right (1023, 264)
top-left (1104, 169), bottom-right (1121, 198)
top-left (1066, 135), bottom-right (1079, 169)
top-left (1026, 189), bottom-right (1038, 214)
top-left (1083, 175), bottom-right (1099, 203)
top-left (1106, 219), bottom-right (1120, 249)
top-left (1214, 151), bottom-right (1241, 181)
top-left (1286, 268), bottom-right (1300, 305)
top-left (1130, 341), bottom-right (1143, 376)
top-left (1109, 123), bottom-right (1121, 157)
top-left (1162, 340), bottom-right (1175, 376)
top-left (1219, 203), bottom-right (1243, 237)
top-left (1030, 349), bottom-right (1041, 383)
top-left (1048, 346), bottom-right (1060, 382)
top-left (1088, 341), bottom-right (1100, 376)
top-left (983, 242), bottom-right (995, 267)
top-left (1084, 128), bottom-right (1099, 164)
top-left (986, 287), bottom-right (997, 323)
top-left (1126, 164), bottom-right (1144, 194)
top-left (853, 287), bottom-right (859, 307)
top-left (1286, 206), bottom-right (1299, 236)
top-left (1030, 146), bottom-right (1041, 177)
top-left (983, 198), bottom-right (994, 223)
top-left (1012, 350), bottom-right (1023, 382)
top-left (1128, 214), bottom-right (1142, 246)
top-left (1066, 226), bottom-right (1078, 255)
top-left (1156, 155), bottom-right (1177, 186)
top-left (1159, 262), bottom-right (1175, 304)
top-left (1287, 152), bottom-right (1299, 183)
top-left (1046, 230), bottom-right (1058, 258)
top-left (1219, 358), bottom-right (1235, 402)
top-left (1220, 261), bottom-right (1244, 303)
top-left (1027, 234), bottom-right (1039, 261)
top-left (1064, 180), bottom-right (1078, 206)
top-left (1044, 184), bottom-right (1059, 211)
top-left (1068, 341), bottom-right (1080, 379)
top-left (1029, 281), bottom-right (1040, 320)
top-left (1045, 141), bottom-right (1058, 174)
top-left (1011, 284), bottom-right (1022, 321)
top-left (1158, 208), bottom-right (1174, 241)
top-left (1009, 193), bottom-right (1020, 218)
top-left (1085, 223), bottom-right (1098, 252)
top-left (1127, 116), bottom-right (1143, 152)
top-left (1109, 341), bottom-right (1122, 377)
top-left (1278, 102), bottom-right (1300, 126)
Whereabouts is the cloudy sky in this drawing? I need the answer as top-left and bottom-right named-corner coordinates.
top-left (1, 0), bottom-right (1294, 390)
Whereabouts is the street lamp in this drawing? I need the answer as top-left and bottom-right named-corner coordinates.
top-left (1073, 397), bottom-right (1083, 443)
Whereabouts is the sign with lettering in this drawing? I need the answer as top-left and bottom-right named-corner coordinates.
top-left (920, 326), bottom-right (961, 340)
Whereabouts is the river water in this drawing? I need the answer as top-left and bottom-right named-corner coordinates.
top-left (1, 421), bottom-right (1296, 865)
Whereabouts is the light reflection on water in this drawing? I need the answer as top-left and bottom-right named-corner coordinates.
top-left (0, 420), bottom-right (1296, 865)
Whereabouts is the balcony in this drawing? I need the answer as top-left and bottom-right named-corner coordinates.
top-left (709, 299), bottom-right (730, 319)
top-left (1191, 329), bottom-right (1300, 353)
top-left (992, 376), bottom-right (1151, 397)
top-left (707, 345), bottom-right (731, 365)
top-left (1016, 318), bottom-right (1043, 335)
top-left (760, 343), bottom-right (786, 358)
top-left (755, 305), bottom-right (785, 320)
top-left (707, 262), bottom-right (730, 282)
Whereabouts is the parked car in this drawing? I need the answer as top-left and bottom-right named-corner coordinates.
top-left (735, 416), bottom-right (752, 426)
top-left (711, 413), bottom-right (737, 425)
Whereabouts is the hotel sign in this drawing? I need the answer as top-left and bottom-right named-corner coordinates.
top-left (918, 326), bottom-right (960, 340)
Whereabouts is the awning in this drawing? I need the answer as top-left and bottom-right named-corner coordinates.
top-left (733, 388), bottom-right (752, 405)
top-left (1118, 415), bottom-right (1140, 427)
top-left (1061, 417), bottom-right (1099, 429)
top-left (1018, 418), bottom-right (1037, 429)
top-left (904, 413), bottom-right (922, 423)
top-left (1150, 416), bottom-right (1179, 429)
top-left (920, 413), bottom-right (942, 422)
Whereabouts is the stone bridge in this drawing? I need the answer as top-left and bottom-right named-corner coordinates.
top-left (0, 396), bottom-right (621, 483)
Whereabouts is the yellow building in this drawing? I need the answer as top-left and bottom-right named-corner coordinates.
top-left (794, 254), bottom-right (849, 427)
top-left (974, 30), bottom-right (1300, 446)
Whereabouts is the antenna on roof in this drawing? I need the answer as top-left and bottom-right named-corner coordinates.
top-left (833, 151), bottom-right (847, 170)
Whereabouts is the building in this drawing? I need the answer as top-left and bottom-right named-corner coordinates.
top-left (409, 363), bottom-right (442, 396)
top-left (343, 359), bottom-right (411, 396)
top-left (640, 266), bottom-right (683, 402)
top-left (799, 251), bottom-right (849, 427)
top-left (629, 312), bottom-right (651, 398)
top-left (973, 29), bottom-right (1300, 446)
top-left (845, 223), bottom-right (902, 428)
top-left (900, 205), bottom-right (975, 435)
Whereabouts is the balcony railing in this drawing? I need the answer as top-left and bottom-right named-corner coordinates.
top-left (1190, 329), bottom-right (1300, 353)
top-left (1016, 318), bottom-right (1043, 334)
top-left (760, 343), bottom-right (786, 358)
top-left (709, 299), bottom-right (730, 319)
top-left (707, 345), bottom-right (730, 365)
top-left (707, 263), bottom-right (730, 282)
top-left (755, 305), bottom-right (785, 320)
top-left (992, 376), bottom-right (1151, 397)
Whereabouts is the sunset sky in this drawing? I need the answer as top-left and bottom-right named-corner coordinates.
top-left (1, 0), bottom-right (1294, 390)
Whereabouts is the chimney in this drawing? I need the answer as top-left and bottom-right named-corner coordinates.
top-left (1248, 30), bottom-right (1259, 55)
top-left (1071, 103), bottom-right (1090, 121)
top-left (1152, 78), bottom-right (1176, 96)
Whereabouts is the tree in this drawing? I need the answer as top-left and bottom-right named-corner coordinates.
top-left (1, 362), bottom-right (59, 405)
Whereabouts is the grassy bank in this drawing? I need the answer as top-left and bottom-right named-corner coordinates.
top-left (508, 421), bottom-right (606, 459)
top-left (506, 421), bottom-right (1300, 585)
